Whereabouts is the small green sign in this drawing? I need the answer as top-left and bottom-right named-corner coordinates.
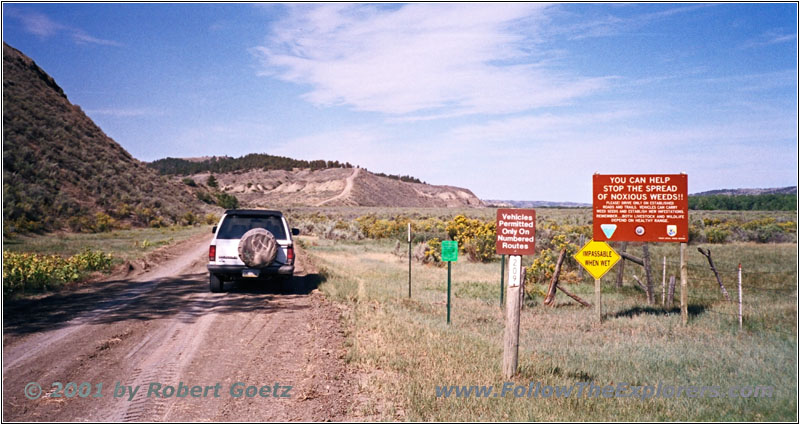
top-left (442, 240), bottom-right (458, 262)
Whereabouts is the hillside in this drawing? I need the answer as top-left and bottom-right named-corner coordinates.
top-left (2, 43), bottom-right (211, 233)
top-left (691, 186), bottom-right (797, 196)
top-left (484, 200), bottom-right (590, 208)
top-left (178, 167), bottom-right (484, 208)
top-left (149, 154), bottom-right (424, 184)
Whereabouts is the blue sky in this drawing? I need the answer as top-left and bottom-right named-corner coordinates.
top-left (3, 3), bottom-right (797, 202)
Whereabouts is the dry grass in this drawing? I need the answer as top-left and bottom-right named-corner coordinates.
top-left (304, 234), bottom-right (797, 421)
top-left (3, 225), bottom-right (211, 261)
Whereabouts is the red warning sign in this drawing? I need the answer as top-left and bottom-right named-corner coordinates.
top-left (593, 174), bottom-right (688, 243)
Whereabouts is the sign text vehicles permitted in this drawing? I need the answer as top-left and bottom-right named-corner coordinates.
top-left (495, 208), bottom-right (536, 255)
top-left (574, 240), bottom-right (621, 280)
top-left (593, 174), bottom-right (688, 243)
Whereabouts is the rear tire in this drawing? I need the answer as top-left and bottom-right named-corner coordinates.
top-left (210, 274), bottom-right (223, 292)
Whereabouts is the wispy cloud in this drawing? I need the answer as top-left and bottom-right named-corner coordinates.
top-left (553, 4), bottom-right (712, 40)
top-left (253, 3), bottom-right (609, 118)
top-left (85, 108), bottom-right (164, 117)
top-left (6, 8), bottom-right (121, 47)
top-left (740, 29), bottom-right (797, 49)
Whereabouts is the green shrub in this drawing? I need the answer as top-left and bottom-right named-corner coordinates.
top-left (422, 238), bottom-right (442, 264)
top-left (182, 177), bottom-right (197, 187)
top-left (356, 214), bottom-right (410, 239)
top-left (526, 234), bottom-right (580, 284)
top-left (215, 193), bottom-right (239, 209)
top-left (196, 191), bottom-right (214, 204)
top-left (180, 211), bottom-right (198, 226)
top-left (204, 213), bottom-right (220, 225)
top-left (705, 227), bottom-right (730, 244)
top-left (149, 217), bottom-right (167, 228)
top-left (93, 212), bottom-right (116, 232)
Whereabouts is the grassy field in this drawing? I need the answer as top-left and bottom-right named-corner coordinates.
top-left (299, 208), bottom-right (797, 421)
top-left (3, 225), bottom-right (211, 261)
top-left (3, 225), bottom-right (213, 296)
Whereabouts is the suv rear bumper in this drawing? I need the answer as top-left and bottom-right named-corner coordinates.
top-left (207, 264), bottom-right (294, 279)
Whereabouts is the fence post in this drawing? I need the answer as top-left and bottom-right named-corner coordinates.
top-left (662, 256), bottom-right (666, 307)
top-left (680, 242), bottom-right (688, 325)
top-left (643, 243), bottom-right (654, 305)
top-left (616, 242), bottom-right (628, 288)
top-left (738, 263), bottom-right (743, 331)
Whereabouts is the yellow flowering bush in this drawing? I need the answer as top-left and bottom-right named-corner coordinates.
top-left (445, 215), bottom-right (496, 262)
top-left (3, 249), bottom-right (113, 295)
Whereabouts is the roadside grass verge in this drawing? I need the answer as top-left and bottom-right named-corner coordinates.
top-left (3, 225), bottom-right (210, 260)
top-left (303, 236), bottom-right (797, 421)
top-left (2, 225), bottom-right (211, 296)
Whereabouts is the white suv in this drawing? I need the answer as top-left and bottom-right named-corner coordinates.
top-left (207, 209), bottom-right (299, 292)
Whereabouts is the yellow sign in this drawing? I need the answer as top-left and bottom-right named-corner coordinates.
top-left (573, 240), bottom-right (621, 280)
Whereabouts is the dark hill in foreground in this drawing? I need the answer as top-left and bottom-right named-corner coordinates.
top-left (2, 42), bottom-right (210, 233)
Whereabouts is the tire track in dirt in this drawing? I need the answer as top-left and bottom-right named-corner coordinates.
top-left (3, 235), bottom-right (360, 422)
top-left (2, 236), bottom-right (211, 376)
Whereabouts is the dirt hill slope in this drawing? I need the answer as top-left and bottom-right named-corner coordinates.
top-left (2, 43), bottom-right (209, 232)
top-left (185, 167), bottom-right (484, 208)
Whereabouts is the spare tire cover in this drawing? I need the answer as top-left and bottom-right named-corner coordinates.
top-left (238, 228), bottom-right (278, 267)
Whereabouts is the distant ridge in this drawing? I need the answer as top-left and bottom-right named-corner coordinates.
top-left (484, 200), bottom-right (590, 208)
top-left (691, 186), bottom-right (796, 196)
top-left (179, 167), bottom-right (485, 208)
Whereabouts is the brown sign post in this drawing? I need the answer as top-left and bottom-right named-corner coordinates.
top-left (495, 208), bottom-right (535, 378)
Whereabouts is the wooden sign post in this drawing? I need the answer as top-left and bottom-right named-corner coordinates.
top-left (503, 255), bottom-right (523, 378)
top-left (592, 173), bottom-right (689, 324)
top-left (495, 209), bottom-right (536, 378)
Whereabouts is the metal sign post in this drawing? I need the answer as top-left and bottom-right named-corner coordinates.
top-left (408, 223), bottom-right (412, 298)
top-left (441, 241), bottom-right (458, 325)
top-left (500, 254), bottom-right (505, 306)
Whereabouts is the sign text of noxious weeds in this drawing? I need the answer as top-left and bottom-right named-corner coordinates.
top-left (593, 174), bottom-right (688, 243)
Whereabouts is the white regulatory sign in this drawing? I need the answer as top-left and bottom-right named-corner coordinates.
top-left (508, 255), bottom-right (521, 288)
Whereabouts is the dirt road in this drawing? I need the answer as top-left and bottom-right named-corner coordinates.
top-left (2, 233), bottom-right (357, 421)
top-left (316, 167), bottom-right (360, 206)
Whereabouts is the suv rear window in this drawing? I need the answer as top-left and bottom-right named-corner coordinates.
top-left (217, 215), bottom-right (287, 240)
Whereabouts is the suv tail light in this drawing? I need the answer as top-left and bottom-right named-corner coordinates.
top-left (286, 246), bottom-right (294, 265)
top-left (209, 245), bottom-right (216, 262)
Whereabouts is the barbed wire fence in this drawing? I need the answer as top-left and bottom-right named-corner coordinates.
top-left (655, 252), bottom-right (797, 337)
